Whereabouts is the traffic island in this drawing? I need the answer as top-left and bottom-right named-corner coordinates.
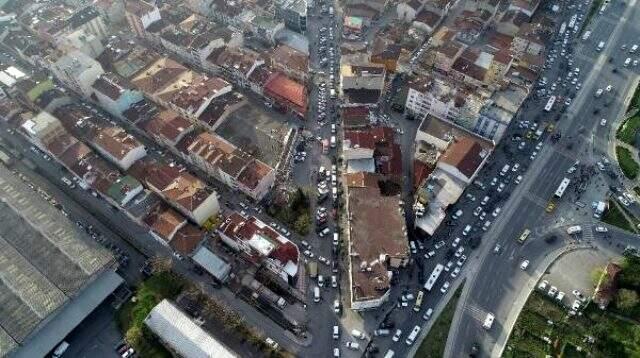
top-left (615, 146), bottom-right (639, 180)
top-left (415, 284), bottom-right (464, 357)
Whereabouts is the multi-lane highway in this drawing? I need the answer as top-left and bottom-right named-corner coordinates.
top-left (445, 1), bottom-right (640, 356)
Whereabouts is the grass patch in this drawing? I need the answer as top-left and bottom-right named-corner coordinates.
top-left (505, 291), bottom-right (640, 357)
top-left (616, 146), bottom-right (640, 179)
top-left (415, 283), bottom-right (464, 357)
top-left (634, 186), bottom-right (640, 197)
top-left (629, 82), bottom-right (640, 113)
top-left (117, 272), bottom-right (184, 358)
top-left (603, 200), bottom-right (635, 232)
top-left (617, 116), bottom-right (640, 146)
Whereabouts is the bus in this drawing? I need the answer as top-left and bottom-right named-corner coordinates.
top-left (544, 96), bottom-right (556, 112)
top-left (554, 177), bottom-right (571, 198)
top-left (413, 291), bottom-right (424, 312)
top-left (517, 229), bottom-right (531, 244)
top-left (424, 264), bottom-right (444, 291)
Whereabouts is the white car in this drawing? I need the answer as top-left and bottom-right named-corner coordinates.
top-left (520, 260), bottom-right (530, 270)
top-left (454, 247), bottom-right (465, 258)
top-left (424, 250), bottom-right (436, 259)
top-left (451, 267), bottom-right (461, 278)
top-left (548, 286), bottom-right (558, 297)
top-left (600, 118), bottom-right (607, 126)
top-left (497, 183), bottom-right (505, 193)
top-left (492, 207), bottom-right (501, 217)
top-left (434, 240), bottom-right (446, 249)
top-left (440, 281), bottom-right (450, 294)
top-left (538, 280), bottom-right (549, 291)
top-left (392, 329), bottom-right (402, 342)
top-left (452, 237), bottom-right (461, 247)
top-left (595, 226), bottom-right (608, 233)
top-left (605, 85), bottom-right (613, 92)
top-left (345, 342), bottom-right (360, 350)
top-left (423, 308), bottom-right (434, 320)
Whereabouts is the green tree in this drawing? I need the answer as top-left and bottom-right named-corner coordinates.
top-left (620, 255), bottom-right (640, 290)
top-left (616, 289), bottom-right (640, 314)
top-left (293, 214), bottom-right (311, 235)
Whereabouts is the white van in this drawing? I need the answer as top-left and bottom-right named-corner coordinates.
top-left (52, 341), bottom-right (70, 358)
top-left (313, 286), bottom-right (321, 302)
top-left (566, 225), bottom-right (582, 235)
top-left (351, 329), bottom-right (366, 340)
top-left (483, 313), bottom-right (495, 329)
top-left (405, 325), bottom-right (421, 345)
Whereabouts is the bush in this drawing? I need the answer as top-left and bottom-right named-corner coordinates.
top-left (616, 146), bottom-right (640, 179)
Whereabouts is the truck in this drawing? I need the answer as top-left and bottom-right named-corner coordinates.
top-left (308, 261), bottom-right (318, 278)
top-left (247, 277), bottom-right (287, 309)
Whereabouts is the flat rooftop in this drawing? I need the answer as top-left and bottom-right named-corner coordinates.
top-left (0, 165), bottom-right (116, 355)
top-left (214, 103), bottom-right (292, 168)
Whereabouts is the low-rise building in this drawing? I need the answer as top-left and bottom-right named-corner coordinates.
top-left (90, 126), bottom-right (147, 170)
top-left (178, 131), bottom-right (276, 201)
top-left (91, 74), bottom-right (144, 119)
top-left (263, 72), bottom-right (307, 118)
top-left (274, 0), bottom-right (307, 33)
top-left (271, 44), bottom-right (309, 83)
top-left (142, 163), bottom-right (220, 226)
top-left (106, 175), bottom-right (144, 206)
top-left (218, 212), bottom-right (300, 283)
top-left (345, 175), bottom-right (409, 310)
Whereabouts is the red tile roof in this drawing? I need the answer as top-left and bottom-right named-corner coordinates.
top-left (263, 73), bottom-right (307, 109)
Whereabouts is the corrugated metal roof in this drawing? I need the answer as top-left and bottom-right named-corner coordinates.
top-left (192, 247), bottom-right (231, 282)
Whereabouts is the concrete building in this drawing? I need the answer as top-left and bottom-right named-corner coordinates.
top-left (0, 165), bottom-right (122, 358)
top-left (271, 45), bottom-right (309, 83)
top-left (263, 72), bottom-right (307, 117)
top-left (66, 5), bottom-right (109, 41)
top-left (49, 50), bottom-right (104, 98)
top-left (275, 0), bottom-right (307, 33)
top-left (106, 175), bottom-right (144, 206)
top-left (19, 111), bottom-right (66, 151)
top-left (125, 0), bottom-right (161, 38)
top-left (91, 74), bottom-right (144, 119)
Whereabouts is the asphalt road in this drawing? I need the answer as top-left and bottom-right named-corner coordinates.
top-left (445, 1), bottom-right (640, 357)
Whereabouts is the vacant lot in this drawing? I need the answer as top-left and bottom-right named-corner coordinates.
top-left (415, 284), bottom-right (463, 357)
top-left (616, 146), bottom-right (639, 179)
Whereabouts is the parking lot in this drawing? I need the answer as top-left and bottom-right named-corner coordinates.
top-left (539, 248), bottom-right (612, 309)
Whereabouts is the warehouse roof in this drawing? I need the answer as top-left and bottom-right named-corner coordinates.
top-left (145, 299), bottom-right (238, 358)
top-left (0, 165), bottom-right (115, 355)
